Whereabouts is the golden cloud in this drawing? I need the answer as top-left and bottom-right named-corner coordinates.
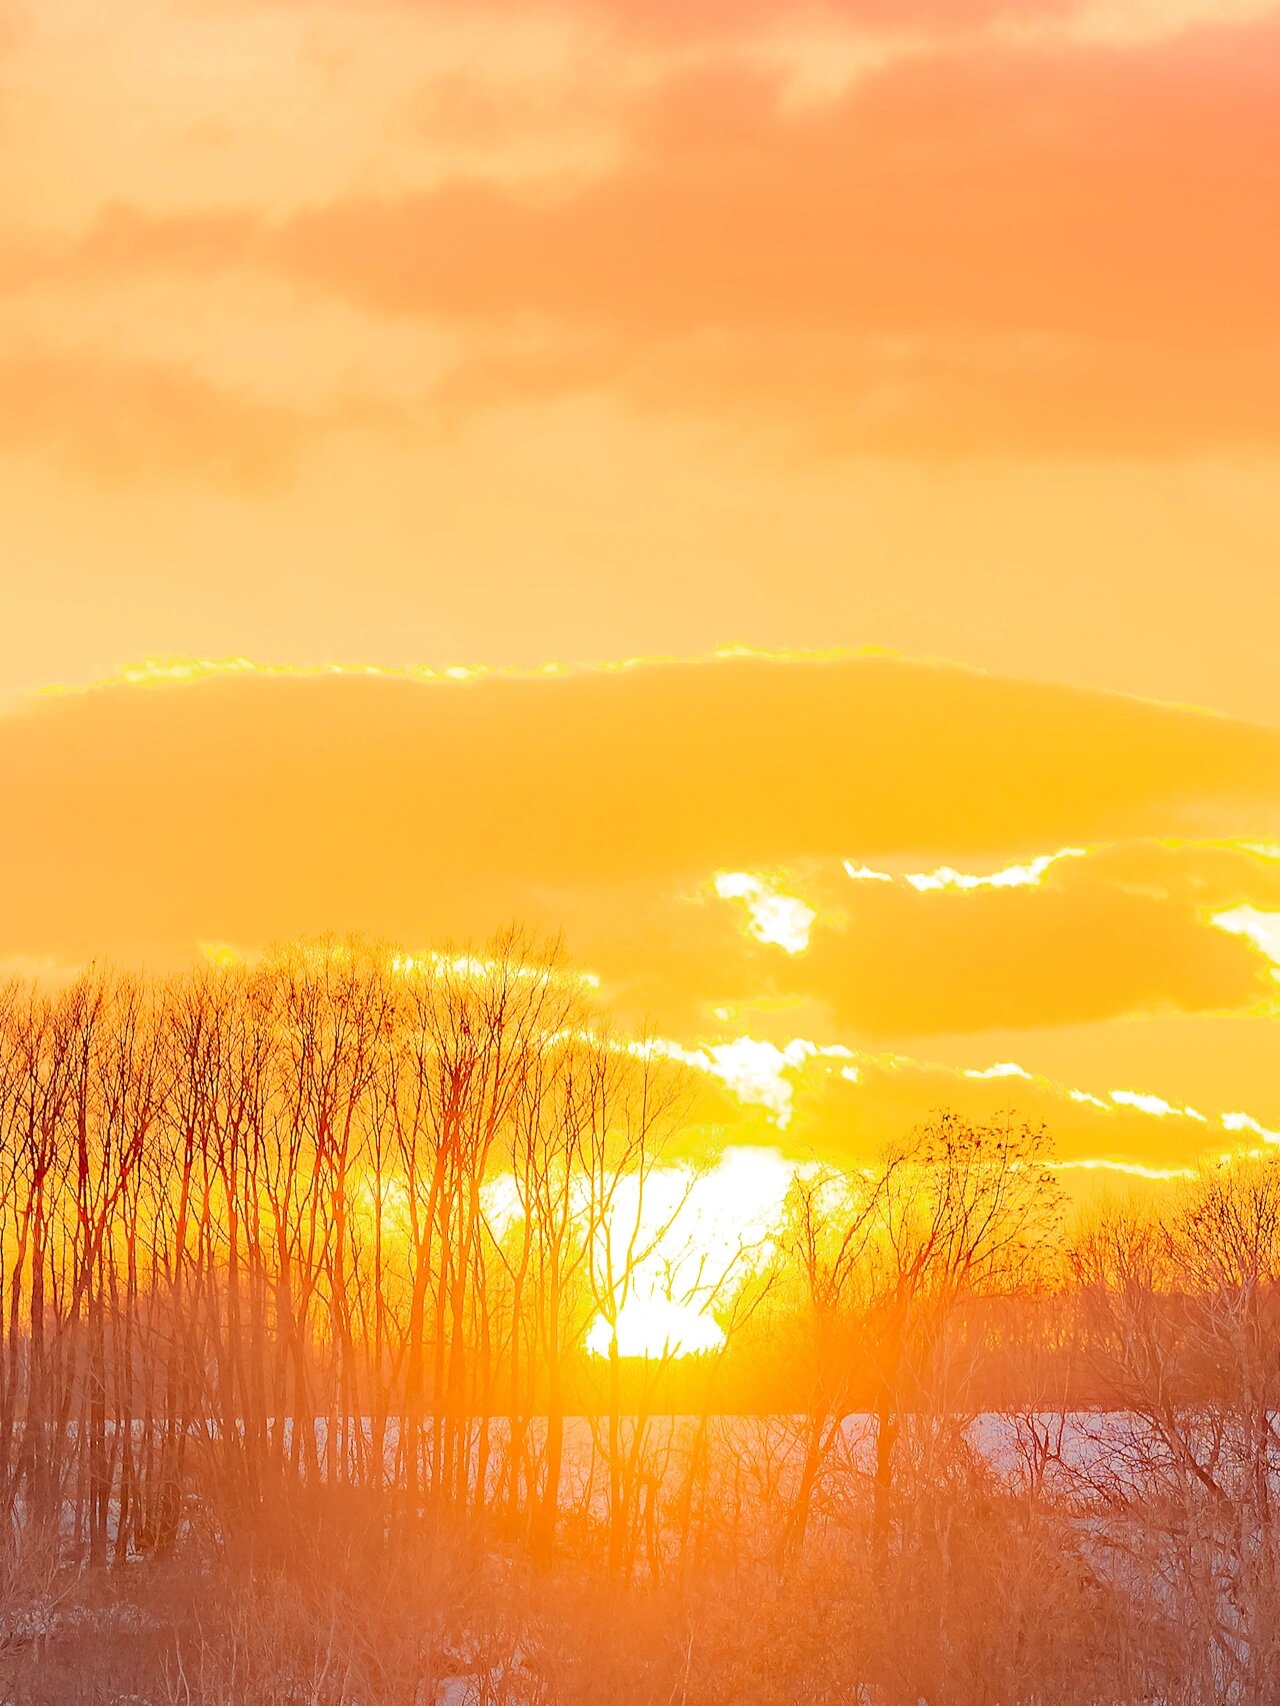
top-left (2, 657), bottom-right (1279, 1047)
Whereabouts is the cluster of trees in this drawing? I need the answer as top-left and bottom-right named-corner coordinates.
top-left (0, 934), bottom-right (706, 1571)
top-left (2, 936), bottom-right (1280, 1698)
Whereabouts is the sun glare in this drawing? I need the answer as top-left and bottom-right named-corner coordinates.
top-left (586, 1297), bottom-right (726, 1359)
top-left (581, 1146), bottom-right (796, 1356)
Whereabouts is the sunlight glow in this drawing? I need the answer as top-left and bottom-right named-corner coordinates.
top-left (713, 871), bottom-right (815, 953)
top-left (652, 1035), bottom-right (853, 1127)
top-left (905, 848), bottom-right (1085, 894)
top-left (1222, 1111), bottom-right (1280, 1145)
top-left (1049, 1157), bottom-right (1197, 1181)
top-left (479, 1172), bottom-right (525, 1242)
top-left (39, 644), bottom-right (877, 702)
top-left (588, 1147), bottom-right (797, 1359)
top-left (472, 1145), bottom-right (804, 1362)
top-left (1110, 1089), bottom-right (1206, 1122)
top-left (198, 940), bottom-right (258, 968)
top-left (1210, 907), bottom-right (1280, 980)
top-left (390, 950), bottom-right (600, 988)
top-left (1069, 1088), bottom-right (1110, 1110)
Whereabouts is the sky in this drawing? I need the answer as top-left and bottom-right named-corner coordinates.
top-left (2, 0), bottom-right (1279, 1186)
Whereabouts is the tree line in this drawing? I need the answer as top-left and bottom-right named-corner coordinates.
top-left (2, 935), bottom-right (1280, 1698)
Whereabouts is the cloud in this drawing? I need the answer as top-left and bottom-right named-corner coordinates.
top-left (0, 8), bottom-right (1276, 467)
top-left (6, 10), bottom-right (1273, 460)
top-left (765, 862), bottom-right (1270, 1036)
top-left (765, 1035), bottom-right (1280, 1179)
top-left (269, 26), bottom-right (1276, 346)
top-left (1109, 1088), bottom-right (1204, 1120)
top-left (261, 21), bottom-right (1280, 452)
top-left (758, 1042), bottom-right (1181, 1175)
top-left (565, 0), bottom-right (1048, 43)
top-left (716, 838), bottom-right (1280, 1038)
top-left (0, 352), bottom-right (312, 489)
top-left (3, 656), bottom-right (1280, 1010)
top-left (2, 650), bottom-right (1278, 1176)
top-left (189, 0), bottom-right (1264, 51)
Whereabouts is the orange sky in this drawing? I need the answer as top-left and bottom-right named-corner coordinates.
top-left (2, 0), bottom-right (1279, 1185)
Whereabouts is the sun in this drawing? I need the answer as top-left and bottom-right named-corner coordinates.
top-left (586, 1296), bottom-right (725, 1360)
top-left (582, 1145), bottom-right (798, 1358)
